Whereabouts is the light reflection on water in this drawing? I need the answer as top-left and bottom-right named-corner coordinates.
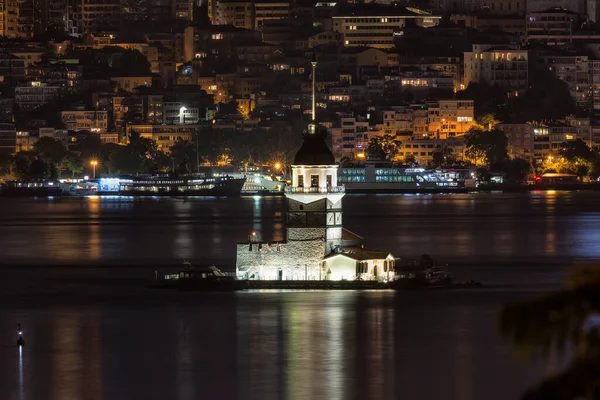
top-left (0, 191), bottom-right (599, 267)
top-left (0, 291), bottom-right (545, 400)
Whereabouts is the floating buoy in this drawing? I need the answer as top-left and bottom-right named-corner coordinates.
top-left (16, 324), bottom-right (24, 347)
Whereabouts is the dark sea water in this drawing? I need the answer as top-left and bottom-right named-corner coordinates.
top-left (0, 191), bottom-right (596, 400)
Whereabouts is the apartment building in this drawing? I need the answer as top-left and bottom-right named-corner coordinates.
top-left (61, 110), bottom-right (109, 132)
top-left (0, 53), bottom-right (25, 83)
top-left (397, 138), bottom-right (442, 165)
top-left (15, 82), bottom-right (60, 110)
top-left (125, 124), bottom-right (199, 151)
top-left (254, 1), bottom-right (289, 31)
top-left (464, 44), bottom-right (528, 94)
top-left (427, 100), bottom-right (475, 139)
top-left (536, 52), bottom-right (590, 108)
top-left (215, 0), bottom-right (254, 29)
top-left (591, 60), bottom-right (600, 112)
top-left (163, 102), bottom-right (200, 125)
top-left (71, 0), bottom-right (121, 35)
top-left (332, 5), bottom-right (441, 49)
top-left (4, 0), bottom-right (33, 39)
top-left (526, 7), bottom-right (575, 45)
top-left (330, 114), bottom-right (370, 160)
top-left (496, 123), bottom-right (535, 159)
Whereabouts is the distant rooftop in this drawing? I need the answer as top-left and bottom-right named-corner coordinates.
top-left (333, 4), bottom-right (436, 17)
top-left (529, 7), bottom-right (580, 15)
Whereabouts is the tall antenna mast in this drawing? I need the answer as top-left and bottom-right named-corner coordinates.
top-left (309, 54), bottom-right (317, 134)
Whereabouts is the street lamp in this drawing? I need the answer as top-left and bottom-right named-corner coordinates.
top-left (274, 162), bottom-right (281, 171)
top-left (90, 160), bottom-right (98, 178)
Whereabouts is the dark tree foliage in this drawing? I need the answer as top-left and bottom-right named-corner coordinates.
top-left (170, 139), bottom-right (197, 173)
top-left (506, 71), bottom-right (576, 123)
top-left (367, 135), bottom-right (401, 160)
top-left (499, 265), bottom-right (600, 400)
top-left (0, 152), bottom-right (12, 176)
top-left (456, 83), bottom-right (506, 120)
top-left (11, 152), bottom-right (51, 180)
top-left (492, 158), bottom-right (532, 183)
top-left (110, 50), bottom-right (152, 77)
top-left (558, 139), bottom-right (596, 163)
top-left (33, 137), bottom-right (67, 166)
top-left (465, 128), bottom-right (508, 165)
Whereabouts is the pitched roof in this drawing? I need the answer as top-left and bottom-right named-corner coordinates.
top-left (325, 247), bottom-right (393, 261)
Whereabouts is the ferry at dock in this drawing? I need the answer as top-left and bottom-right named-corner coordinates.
top-left (338, 164), bottom-right (475, 193)
top-left (224, 173), bottom-right (286, 195)
top-left (61, 174), bottom-right (246, 196)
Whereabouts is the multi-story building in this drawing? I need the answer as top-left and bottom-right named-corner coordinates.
top-left (332, 5), bottom-right (441, 49)
top-left (39, 127), bottom-right (69, 146)
top-left (496, 123), bottom-right (535, 159)
top-left (143, 95), bottom-right (164, 125)
top-left (15, 130), bottom-right (36, 152)
top-left (473, 0), bottom-right (526, 16)
top-left (125, 124), bottom-right (199, 151)
top-left (566, 116), bottom-right (592, 146)
top-left (147, 0), bottom-right (193, 23)
top-left (308, 31), bottom-right (343, 48)
top-left (526, 0), bottom-right (587, 14)
top-left (399, 56), bottom-right (463, 91)
top-left (450, 15), bottom-right (526, 38)
top-left (254, 0), bottom-right (289, 31)
top-left (0, 53), bottom-right (25, 83)
top-left (110, 76), bottom-right (153, 92)
top-left (526, 7), bottom-right (576, 45)
top-left (591, 60), bottom-right (600, 113)
top-left (397, 138), bottom-right (442, 165)
top-left (14, 82), bottom-right (60, 110)
top-left (113, 96), bottom-right (144, 138)
top-left (0, 123), bottom-right (16, 153)
top-left (71, 0), bottom-right (121, 35)
top-left (427, 100), bottom-right (475, 139)
top-left (215, 0), bottom-right (254, 29)
top-left (4, 0), bottom-right (34, 38)
top-left (33, 0), bottom-right (69, 34)
top-left (463, 44), bottom-right (528, 94)
top-left (163, 102), bottom-right (200, 125)
top-left (535, 52), bottom-right (589, 108)
top-left (61, 110), bottom-right (109, 133)
top-left (330, 114), bottom-right (370, 160)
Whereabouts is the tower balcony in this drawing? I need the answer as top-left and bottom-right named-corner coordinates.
top-left (285, 185), bottom-right (345, 194)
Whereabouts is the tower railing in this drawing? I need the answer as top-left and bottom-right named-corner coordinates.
top-left (284, 185), bottom-right (345, 194)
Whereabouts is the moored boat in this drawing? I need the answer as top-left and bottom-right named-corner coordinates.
top-left (0, 181), bottom-right (63, 197)
top-left (97, 174), bottom-right (245, 196)
top-left (151, 263), bottom-right (245, 291)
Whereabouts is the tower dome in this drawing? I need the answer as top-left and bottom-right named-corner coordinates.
top-left (293, 125), bottom-right (335, 166)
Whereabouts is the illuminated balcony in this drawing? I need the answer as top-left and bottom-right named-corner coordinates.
top-left (285, 185), bottom-right (345, 194)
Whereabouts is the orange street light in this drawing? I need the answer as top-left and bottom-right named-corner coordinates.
top-left (90, 160), bottom-right (98, 178)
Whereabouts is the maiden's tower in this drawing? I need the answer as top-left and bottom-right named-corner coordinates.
top-left (235, 60), bottom-right (396, 282)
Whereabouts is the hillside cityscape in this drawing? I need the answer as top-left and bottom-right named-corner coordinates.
top-left (0, 0), bottom-right (598, 182)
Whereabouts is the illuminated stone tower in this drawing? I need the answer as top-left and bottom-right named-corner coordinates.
top-left (235, 58), bottom-right (345, 280)
top-left (285, 58), bottom-right (345, 257)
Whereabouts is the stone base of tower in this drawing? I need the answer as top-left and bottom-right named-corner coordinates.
top-left (236, 238), bottom-right (326, 280)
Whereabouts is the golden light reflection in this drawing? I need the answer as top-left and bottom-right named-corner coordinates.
top-left (52, 313), bottom-right (84, 400)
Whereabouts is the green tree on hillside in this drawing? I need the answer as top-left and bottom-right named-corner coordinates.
top-left (465, 128), bottom-right (508, 165)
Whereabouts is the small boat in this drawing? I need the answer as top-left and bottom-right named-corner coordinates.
top-left (152, 262), bottom-right (243, 292)
top-left (390, 254), bottom-right (457, 289)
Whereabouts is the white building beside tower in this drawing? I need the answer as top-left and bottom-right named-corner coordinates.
top-left (235, 62), bottom-right (396, 282)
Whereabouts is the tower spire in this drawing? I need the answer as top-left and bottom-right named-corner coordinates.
top-left (309, 53), bottom-right (317, 135)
